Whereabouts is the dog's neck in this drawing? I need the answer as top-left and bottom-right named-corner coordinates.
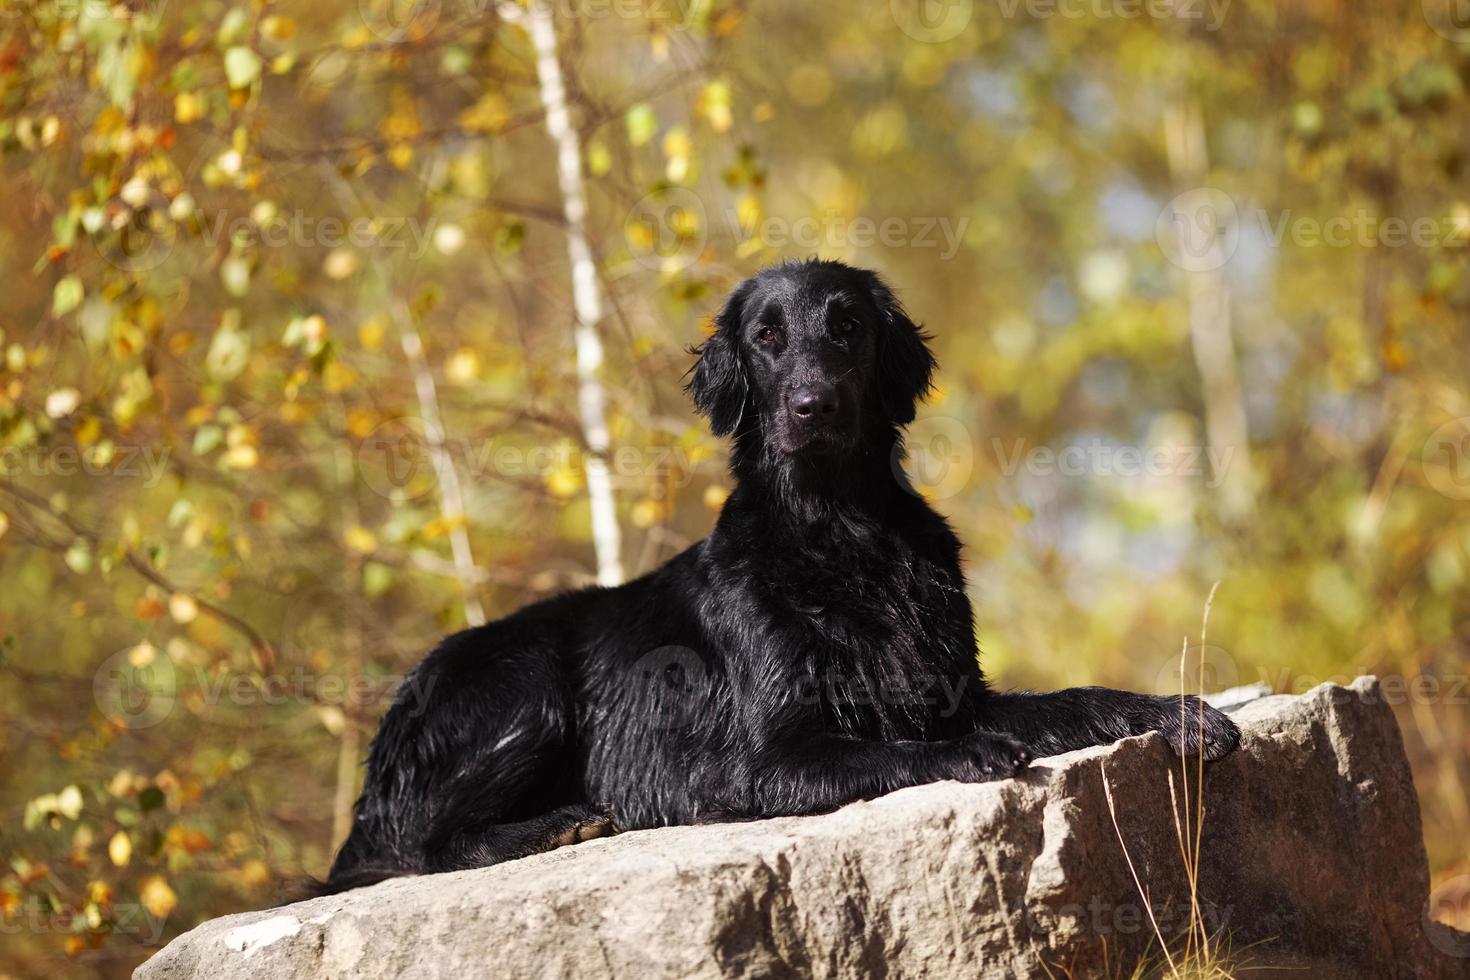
top-left (723, 425), bottom-right (919, 527)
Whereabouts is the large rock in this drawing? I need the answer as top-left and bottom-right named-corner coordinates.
top-left (137, 677), bottom-right (1469, 979)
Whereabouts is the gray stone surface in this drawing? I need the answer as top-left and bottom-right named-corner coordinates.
top-left (136, 677), bottom-right (1470, 979)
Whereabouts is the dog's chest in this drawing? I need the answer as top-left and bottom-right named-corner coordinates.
top-left (756, 521), bottom-right (953, 627)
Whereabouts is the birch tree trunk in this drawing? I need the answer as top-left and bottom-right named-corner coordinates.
top-left (1164, 93), bottom-right (1257, 524)
top-left (321, 166), bottom-right (489, 626)
top-left (517, 0), bottom-right (625, 587)
top-left (392, 290), bottom-right (489, 626)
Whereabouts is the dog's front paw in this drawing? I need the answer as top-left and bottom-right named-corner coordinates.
top-left (1150, 696), bottom-right (1241, 760)
top-left (945, 729), bottom-right (1034, 782)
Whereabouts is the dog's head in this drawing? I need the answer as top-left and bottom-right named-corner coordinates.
top-left (687, 260), bottom-right (934, 459)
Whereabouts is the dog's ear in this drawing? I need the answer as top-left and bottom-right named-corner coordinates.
top-left (868, 276), bottom-right (935, 425)
top-left (686, 281), bottom-right (753, 437)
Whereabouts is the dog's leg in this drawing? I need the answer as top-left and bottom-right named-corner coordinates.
top-left (978, 687), bottom-right (1240, 759)
top-left (426, 804), bottom-right (618, 871)
top-left (746, 730), bottom-right (1033, 818)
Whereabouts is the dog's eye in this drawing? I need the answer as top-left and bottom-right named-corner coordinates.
top-left (836, 318), bottom-right (860, 337)
top-left (756, 327), bottom-right (780, 344)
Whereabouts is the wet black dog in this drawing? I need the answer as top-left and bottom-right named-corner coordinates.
top-left (317, 259), bottom-right (1239, 894)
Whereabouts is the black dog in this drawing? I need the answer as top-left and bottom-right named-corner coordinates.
top-left (318, 260), bottom-right (1239, 895)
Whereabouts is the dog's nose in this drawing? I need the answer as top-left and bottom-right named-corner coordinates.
top-left (789, 383), bottom-right (838, 420)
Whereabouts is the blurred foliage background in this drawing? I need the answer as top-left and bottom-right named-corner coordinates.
top-left (2, 0), bottom-right (1469, 974)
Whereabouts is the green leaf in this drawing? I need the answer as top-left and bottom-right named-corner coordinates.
top-left (217, 8), bottom-right (251, 47)
top-left (224, 47), bottom-right (262, 89)
top-left (626, 103), bottom-right (657, 146)
top-left (206, 326), bottom-right (251, 381)
top-left (192, 425), bottom-right (224, 456)
top-left (64, 539), bottom-right (92, 575)
top-left (53, 275), bottom-right (84, 316)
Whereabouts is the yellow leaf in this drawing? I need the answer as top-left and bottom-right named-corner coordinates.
top-left (139, 876), bottom-right (177, 919)
top-left (545, 460), bottom-right (582, 499)
top-left (703, 484), bottom-right (730, 510)
top-left (322, 361), bottom-right (357, 394)
top-left (261, 14), bottom-right (296, 39)
top-left (344, 526), bottom-right (378, 554)
top-left (444, 348), bottom-right (480, 385)
top-left (631, 499), bottom-right (663, 528)
top-left (323, 248), bottom-right (357, 280)
top-left (87, 879), bottom-right (113, 907)
top-left (459, 92), bottom-right (511, 133)
top-left (174, 92), bottom-right (204, 124)
top-left (221, 444), bottom-right (259, 469)
top-left (388, 143), bottom-right (414, 170)
top-left (345, 408), bottom-right (377, 439)
top-left (317, 705), bottom-right (346, 736)
top-left (108, 831), bottom-right (132, 867)
top-left (57, 785), bottom-right (84, 820)
top-left (358, 318), bottom-right (385, 351)
top-left (168, 593), bottom-right (198, 624)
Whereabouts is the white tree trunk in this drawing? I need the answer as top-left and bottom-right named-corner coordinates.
top-left (519, 0), bottom-right (625, 587)
top-left (395, 298), bottom-right (489, 626)
top-left (1164, 94), bottom-right (1256, 523)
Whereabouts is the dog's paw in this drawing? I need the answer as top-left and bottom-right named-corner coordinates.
top-left (1150, 696), bottom-right (1241, 761)
top-left (946, 729), bottom-right (1034, 782)
top-left (552, 806), bottom-right (620, 848)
